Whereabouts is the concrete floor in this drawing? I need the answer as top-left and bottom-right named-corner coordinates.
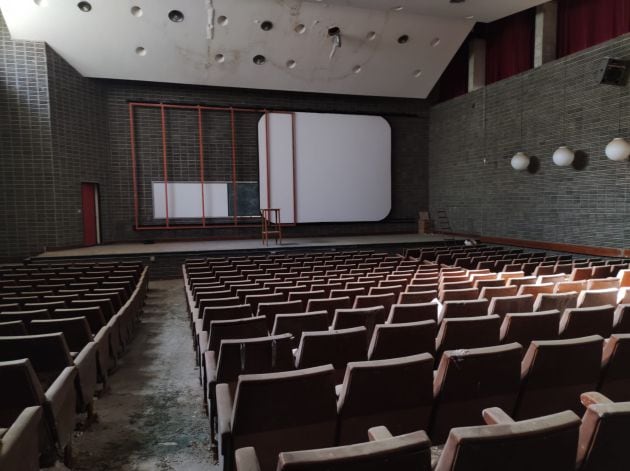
top-left (70, 279), bottom-right (216, 471)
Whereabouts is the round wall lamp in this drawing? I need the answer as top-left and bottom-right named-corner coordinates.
top-left (511, 152), bottom-right (530, 171)
top-left (605, 137), bottom-right (630, 162)
top-left (552, 146), bottom-right (575, 167)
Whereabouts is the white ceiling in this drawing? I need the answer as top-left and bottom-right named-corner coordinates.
top-left (0, 0), bottom-right (548, 99)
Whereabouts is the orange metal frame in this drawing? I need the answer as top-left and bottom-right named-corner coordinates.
top-left (128, 102), bottom-right (297, 231)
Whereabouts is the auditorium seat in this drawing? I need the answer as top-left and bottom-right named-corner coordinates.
top-left (614, 304), bottom-right (630, 333)
top-left (245, 293), bottom-right (283, 315)
top-left (234, 426), bottom-right (431, 471)
top-left (429, 343), bottom-right (522, 443)
top-left (336, 353), bottom-right (434, 445)
top-left (271, 312), bottom-right (329, 348)
top-left (216, 365), bottom-right (337, 471)
top-left (577, 288), bottom-right (618, 308)
top-left (487, 294), bottom-right (534, 319)
top-left (433, 408), bottom-right (580, 471)
top-left (435, 315), bottom-right (501, 360)
top-left (499, 310), bottom-right (560, 351)
top-left (0, 309), bottom-right (50, 324)
top-left (258, 300), bottom-right (303, 330)
top-left (478, 285), bottom-right (517, 301)
top-left (517, 282), bottom-right (554, 297)
top-left (368, 286), bottom-right (404, 298)
top-left (577, 392), bottom-right (630, 471)
top-left (570, 267), bottom-right (593, 281)
top-left (559, 305), bottom-right (615, 339)
top-left (441, 299), bottom-right (489, 319)
top-left (288, 290), bottom-right (328, 310)
top-left (386, 303), bottom-right (437, 324)
top-left (598, 334), bottom-right (630, 401)
top-left (307, 297), bottom-right (352, 324)
top-left (367, 320), bottom-right (436, 360)
top-left (474, 278), bottom-right (506, 290)
top-left (331, 307), bottom-right (382, 340)
top-left (0, 405), bottom-right (42, 471)
top-left (587, 277), bottom-right (620, 290)
top-left (0, 320), bottom-right (27, 336)
top-left (554, 280), bottom-right (587, 294)
top-left (617, 269), bottom-right (630, 287)
top-left (537, 274), bottom-right (568, 284)
top-left (514, 335), bottom-right (604, 419)
top-left (196, 305), bottom-right (254, 351)
top-left (533, 291), bottom-right (579, 312)
top-left (507, 276), bottom-right (537, 288)
top-left (295, 327), bottom-right (368, 384)
top-left (329, 288), bottom-right (365, 304)
top-left (439, 288), bottom-right (479, 303)
top-left (352, 293), bottom-right (395, 317)
top-left (205, 317), bottom-right (269, 355)
top-left (397, 290), bottom-right (437, 304)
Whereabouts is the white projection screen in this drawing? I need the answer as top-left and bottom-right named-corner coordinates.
top-left (152, 182), bottom-right (229, 219)
top-left (258, 112), bottom-right (391, 223)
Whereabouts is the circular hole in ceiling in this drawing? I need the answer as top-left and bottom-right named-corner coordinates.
top-left (397, 34), bottom-right (409, 44)
top-left (135, 47), bottom-right (147, 56)
top-left (366, 31), bottom-right (376, 41)
top-left (295, 24), bottom-right (306, 34)
top-left (286, 59), bottom-right (296, 69)
top-left (413, 69), bottom-right (422, 78)
top-left (168, 10), bottom-right (184, 22)
top-left (215, 54), bottom-right (225, 63)
top-left (352, 65), bottom-right (362, 74)
top-left (217, 15), bottom-right (228, 26)
top-left (253, 55), bottom-right (266, 65)
top-left (260, 20), bottom-right (273, 31)
top-left (77, 1), bottom-right (92, 12)
top-left (328, 26), bottom-right (341, 36)
top-left (430, 37), bottom-right (441, 47)
top-left (131, 6), bottom-right (142, 17)
top-left (392, 5), bottom-right (404, 11)
top-left (33, 0), bottom-right (49, 6)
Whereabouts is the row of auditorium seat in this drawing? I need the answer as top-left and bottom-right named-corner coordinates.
top-left (0, 259), bottom-right (148, 469)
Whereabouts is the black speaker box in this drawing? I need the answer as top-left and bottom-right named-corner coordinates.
top-left (597, 58), bottom-right (629, 86)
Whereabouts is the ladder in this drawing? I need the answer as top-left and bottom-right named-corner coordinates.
top-left (435, 209), bottom-right (452, 233)
top-left (260, 208), bottom-right (282, 245)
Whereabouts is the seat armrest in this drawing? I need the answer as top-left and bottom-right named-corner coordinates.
top-left (235, 447), bottom-right (262, 471)
top-left (580, 391), bottom-right (613, 408)
top-left (45, 366), bottom-right (78, 411)
top-left (216, 383), bottom-right (234, 455)
top-left (367, 426), bottom-right (393, 442)
top-left (204, 350), bottom-right (218, 389)
top-left (482, 407), bottom-right (515, 425)
top-left (198, 331), bottom-right (209, 355)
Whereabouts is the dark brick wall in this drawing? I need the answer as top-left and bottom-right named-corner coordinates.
top-left (429, 34), bottom-right (630, 249)
top-left (0, 13), bottom-right (56, 259)
top-left (101, 80), bottom-right (429, 242)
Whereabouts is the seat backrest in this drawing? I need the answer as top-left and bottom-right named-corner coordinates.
top-left (441, 299), bottom-right (489, 320)
top-left (435, 315), bottom-right (501, 359)
top-left (272, 428), bottom-right (432, 471)
top-left (0, 359), bottom-right (45, 426)
top-left (570, 267), bottom-right (594, 281)
top-left (231, 365), bottom-right (338, 471)
top-left (28, 317), bottom-right (93, 352)
top-left (307, 297), bottom-right (352, 324)
top-left (387, 303), bottom-right (437, 324)
top-left (245, 293), bottom-right (283, 315)
top-left (439, 288), bottom-right (479, 303)
top-left (500, 310), bottom-right (560, 349)
top-left (586, 277), bottom-right (620, 290)
top-left (517, 283), bottom-right (554, 297)
top-left (288, 290), bottom-right (328, 310)
top-left (295, 327), bottom-right (368, 384)
top-left (577, 395), bottom-right (630, 471)
top-left (258, 300), bottom-right (304, 330)
top-left (0, 320), bottom-right (27, 336)
top-left (599, 334), bottom-right (630, 402)
top-left (52, 307), bottom-right (106, 334)
top-left (534, 291), bottom-right (578, 312)
top-left (434, 410), bottom-right (581, 471)
top-left (0, 333), bottom-right (73, 389)
top-left (488, 295), bottom-right (534, 319)
top-left (398, 290), bottom-right (437, 304)
top-left (207, 317), bottom-right (268, 352)
top-left (0, 309), bottom-right (50, 324)
top-left (478, 285), bottom-right (517, 301)
top-left (577, 288), bottom-right (618, 308)
top-left (329, 288), bottom-right (365, 304)
top-left (515, 335), bottom-right (604, 420)
top-left (331, 308), bottom-right (383, 340)
top-left (554, 280), bottom-right (587, 294)
top-left (430, 343), bottom-right (523, 444)
top-left (352, 294), bottom-right (395, 314)
top-left (337, 353), bottom-right (434, 445)
top-left (368, 320), bottom-right (436, 360)
top-left (613, 304), bottom-right (630, 334)
top-left (216, 333), bottom-right (294, 385)
top-left (201, 304), bottom-right (253, 332)
top-left (474, 278), bottom-right (507, 290)
top-left (559, 305), bottom-right (615, 340)
top-left (271, 311), bottom-right (330, 348)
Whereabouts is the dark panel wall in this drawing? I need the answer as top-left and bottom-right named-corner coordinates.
top-left (101, 80), bottom-right (429, 242)
top-left (0, 14), bottom-right (56, 259)
top-left (429, 34), bottom-right (630, 248)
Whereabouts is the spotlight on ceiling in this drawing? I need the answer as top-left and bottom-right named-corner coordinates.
top-left (168, 10), bottom-right (184, 22)
top-left (261, 20), bottom-right (273, 31)
top-left (77, 1), bottom-right (91, 12)
top-left (253, 55), bottom-right (266, 65)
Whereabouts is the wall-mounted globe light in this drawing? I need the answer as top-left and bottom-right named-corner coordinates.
top-left (511, 152), bottom-right (530, 171)
top-left (605, 137), bottom-right (630, 162)
top-left (552, 146), bottom-right (574, 167)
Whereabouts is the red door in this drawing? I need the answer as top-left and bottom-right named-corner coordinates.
top-left (81, 183), bottom-right (99, 246)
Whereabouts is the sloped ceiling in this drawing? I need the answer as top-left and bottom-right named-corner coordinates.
top-left (0, 0), bottom-right (548, 98)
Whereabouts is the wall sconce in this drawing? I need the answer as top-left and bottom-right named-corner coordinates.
top-left (511, 152), bottom-right (530, 170)
top-left (552, 146), bottom-right (574, 167)
top-left (605, 137), bottom-right (630, 162)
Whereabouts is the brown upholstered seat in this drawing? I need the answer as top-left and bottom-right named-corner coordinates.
top-left (387, 302), bottom-right (438, 324)
top-left (258, 300), bottom-right (304, 330)
top-left (244, 293), bottom-right (283, 316)
top-left (441, 299), bottom-right (489, 319)
top-left (352, 294), bottom-right (395, 317)
top-left (368, 320), bottom-right (436, 360)
top-left (206, 317), bottom-right (269, 354)
top-left (329, 288), bottom-right (365, 304)
top-left (478, 285), bottom-right (517, 301)
top-left (306, 297), bottom-right (352, 324)
top-left (216, 365), bottom-right (338, 471)
top-left (554, 280), bottom-right (587, 293)
top-left (534, 291), bottom-right (578, 312)
top-left (570, 267), bottom-right (594, 281)
top-left (559, 305), bottom-right (615, 339)
top-left (487, 294), bottom-right (534, 319)
top-left (499, 310), bottom-right (560, 351)
top-left (295, 327), bottom-right (368, 384)
top-left (288, 290), bottom-right (328, 310)
top-left (271, 311), bottom-right (330, 348)
top-left (517, 282), bottom-right (554, 297)
top-left (586, 277), bottom-right (620, 290)
top-left (598, 334), bottom-right (630, 401)
top-left (0, 309), bottom-right (50, 324)
top-left (433, 408), bottom-right (581, 471)
top-left (0, 320), bottom-right (27, 336)
top-left (0, 405), bottom-right (42, 471)
top-left (331, 307), bottom-right (383, 341)
top-left (235, 426), bottom-right (432, 471)
top-left (435, 315), bottom-right (501, 360)
top-left (429, 343), bottom-right (523, 444)
top-left (614, 304), bottom-right (630, 333)
top-left (576, 288), bottom-right (618, 308)
top-left (336, 353), bottom-right (434, 445)
top-left (438, 288), bottom-right (479, 303)
top-left (514, 335), bottom-right (604, 420)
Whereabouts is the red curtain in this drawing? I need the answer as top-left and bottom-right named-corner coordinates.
top-left (485, 8), bottom-right (535, 85)
top-left (557, 0), bottom-right (630, 57)
top-left (438, 42), bottom-right (469, 102)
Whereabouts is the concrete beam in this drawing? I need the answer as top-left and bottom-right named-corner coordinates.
top-left (468, 38), bottom-right (486, 91)
top-left (534, 1), bottom-right (558, 67)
